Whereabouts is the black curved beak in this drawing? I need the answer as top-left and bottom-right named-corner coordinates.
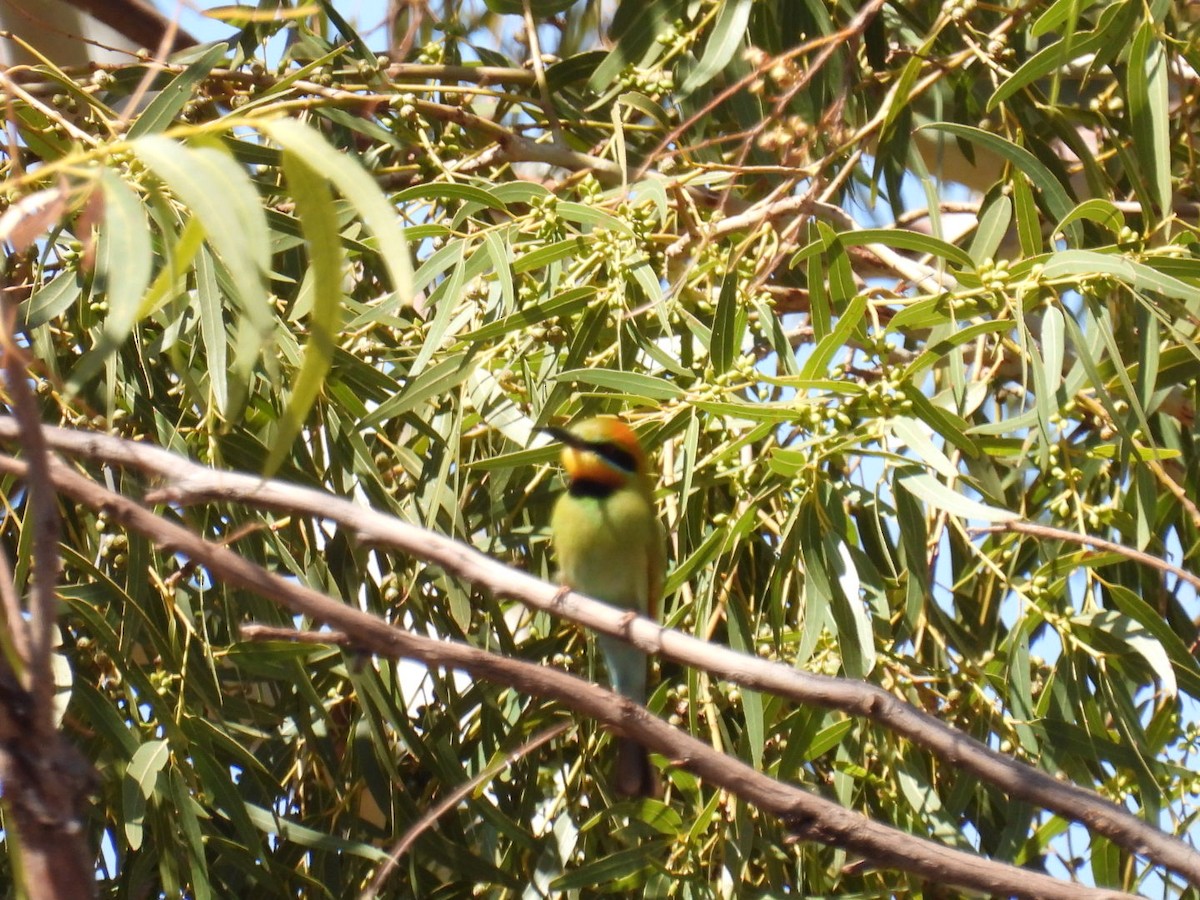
top-left (539, 425), bottom-right (587, 450)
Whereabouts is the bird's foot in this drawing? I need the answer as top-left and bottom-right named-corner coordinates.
top-left (617, 609), bottom-right (638, 635)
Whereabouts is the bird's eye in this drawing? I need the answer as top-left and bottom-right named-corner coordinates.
top-left (592, 441), bottom-right (637, 473)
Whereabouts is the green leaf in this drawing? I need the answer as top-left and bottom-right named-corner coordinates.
top-left (127, 740), bottom-right (170, 797)
top-left (897, 769), bottom-right (965, 846)
top-left (800, 294), bottom-right (866, 380)
top-left (805, 240), bottom-right (830, 338)
top-left (244, 804), bottom-right (391, 862)
top-left (741, 687), bottom-right (765, 768)
top-left (1041, 303), bottom-right (1065, 399)
top-left (128, 43), bottom-right (228, 138)
top-left (680, 0), bottom-right (753, 95)
top-left (557, 201), bottom-right (635, 235)
top-left (988, 19), bottom-right (1112, 108)
top-left (1087, 444), bottom-right (1179, 461)
top-left (1105, 584), bottom-right (1200, 698)
top-left (839, 228), bottom-right (973, 269)
top-left (23, 270), bottom-right (81, 327)
top-left (1042, 250), bottom-right (1200, 306)
top-left (137, 214), bottom-right (205, 321)
top-left (96, 169), bottom-right (151, 330)
top-left (1127, 23), bottom-right (1171, 215)
top-left (821, 222), bottom-right (856, 304)
top-left (1072, 609), bottom-right (1177, 697)
top-left (894, 477), bottom-right (929, 635)
top-left (968, 193), bottom-right (1011, 265)
top-left (358, 352), bottom-right (475, 428)
top-left (919, 124), bottom-right (1078, 243)
top-left (1032, 0), bottom-right (1099, 35)
top-left (513, 237), bottom-right (590, 273)
top-left (695, 400), bottom-right (801, 422)
top-left (627, 255), bottom-right (663, 306)
top-left (194, 245), bottom-right (229, 415)
top-left (664, 526), bottom-right (725, 597)
top-left (889, 416), bottom-right (959, 482)
top-left (394, 182), bottom-right (510, 213)
top-left (547, 50), bottom-right (606, 89)
top-left (412, 241), bottom-right (470, 375)
top-left (826, 536), bottom-right (875, 678)
top-left (258, 118), bottom-right (412, 304)
top-left (123, 739), bottom-right (170, 850)
top-left (264, 149), bottom-right (345, 476)
top-left (131, 135), bottom-right (272, 333)
top-left (897, 470), bottom-right (1018, 522)
top-left (711, 262), bottom-right (740, 374)
top-left (551, 841), bottom-right (660, 890)
top-left (1005, 626), bottom-right (1041, 756)
top-left (553, 368), bottom-right (683, 401)
top-left (461, 286), bottom-right (595, 342)
top-left (1011, 173), bottom-right (1043, 256)
top-left (316, 0), bottom-right (376, 62)
top-left (587, 0), bottom-right (682, 93)
top-left (801, 506), bottom-right (875, 678)
top-left (484, 0), bottom-right (579, 15)
top-left (805, 718), bottom-right (853, 760)
top-left (68, 170), bottom-right (153, 391)
top-left (1054, 199), bottom-right (1125, 239)
top-left (171, 769), bottom-right (210, 900)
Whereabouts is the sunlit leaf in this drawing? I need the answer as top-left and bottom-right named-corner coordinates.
top-left (897, 470), bottom-right (1018, 523)
top-left (264, 149), bottom-right (345, 475)
top-left (680, 0), bottom-right (752, 95)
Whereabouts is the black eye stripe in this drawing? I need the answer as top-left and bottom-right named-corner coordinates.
top-left (592, 441), bottom-right (637, 473)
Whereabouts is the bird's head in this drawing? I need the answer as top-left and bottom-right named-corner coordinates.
top-left (543, 416), bottom-right (648, 489)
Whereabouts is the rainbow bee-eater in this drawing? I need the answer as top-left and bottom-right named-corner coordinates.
top-left (544, 416), bottom-right (666, 798)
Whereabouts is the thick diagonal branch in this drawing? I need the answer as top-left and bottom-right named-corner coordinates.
top-left (0, 420), bottom-right (1195, 888)
top-left (0, 452), bottom-right (1142, 900)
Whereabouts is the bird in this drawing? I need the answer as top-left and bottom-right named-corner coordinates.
top-left (544, 415), bottom-right (666, 798)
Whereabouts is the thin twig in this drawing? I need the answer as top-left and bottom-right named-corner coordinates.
top-left (521, 0), bottom-right (563, 142)
top-left (635, 15), bottom-right (876, 183)
top-left (119, 0), bottom-right (185, 126)
top-left (0, 70), bottom-right (98, 145)
top-left (970, 520), bottom-right (1200, 595)
top-left (357, 703), bottom-right (568, 898)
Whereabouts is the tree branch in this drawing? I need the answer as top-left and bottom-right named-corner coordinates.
top-left (971, 520), bottom-right (1200, 596)
top-left (0, 451), bottom-right (1142, 900)
top-left (0, 305), bottom-right (95, 897)
top-left (0, 419), bottom-right (1196, 888)
top-left (1, 220), bottom-right (59, 750)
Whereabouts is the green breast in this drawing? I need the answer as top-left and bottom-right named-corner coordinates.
top-left (550, 486), bottom-right (660, 613)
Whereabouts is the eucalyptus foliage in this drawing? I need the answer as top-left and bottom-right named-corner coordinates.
top-left (2, 0), bottom-right (1199, 895)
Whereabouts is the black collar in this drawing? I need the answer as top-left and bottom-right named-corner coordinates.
top-left (568, 479), bottom-right (618, 499)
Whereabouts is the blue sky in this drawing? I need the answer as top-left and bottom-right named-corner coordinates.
top-left (157, 0), bottom-right (394, 48)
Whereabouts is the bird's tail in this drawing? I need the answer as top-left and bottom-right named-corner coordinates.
top-left (597, 635), bottom-right (660, 797)
top-left (613, 736), bottom-right (661, 799)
